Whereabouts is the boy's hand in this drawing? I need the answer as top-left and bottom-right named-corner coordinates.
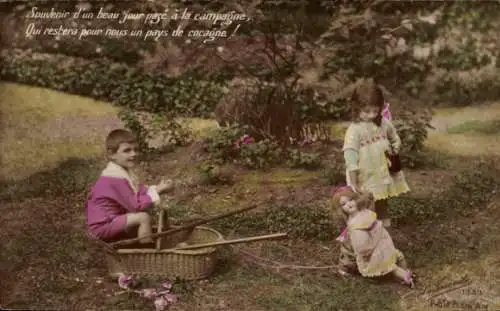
top-left (156, 179), bottom-right (174, 194)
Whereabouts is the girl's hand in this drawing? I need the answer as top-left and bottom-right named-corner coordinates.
top-left (350, 184), bottom-right (362, 193)
top-left (156, 179), bottom-right (174, 194)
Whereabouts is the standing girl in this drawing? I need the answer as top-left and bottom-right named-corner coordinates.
top-left (343, 79), bottom-right (409, 227)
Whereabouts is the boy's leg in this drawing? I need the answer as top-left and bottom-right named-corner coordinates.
top-left (126, 212), bottom-right (153, 244)
top-left (375, 199), bottom-right (391, 227)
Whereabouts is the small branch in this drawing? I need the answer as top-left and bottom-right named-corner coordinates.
top-left (237, 248), bottom-right (340, 273)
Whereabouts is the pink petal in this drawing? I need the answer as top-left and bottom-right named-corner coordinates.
top-left (139, 288), bottom-right (157, 299)
top-left (154, 296), bottom-right (169, 311)
top-left (164, 293), bottom-right (178, 303)
top-left (118, 275), bottom-right (134, 289)
top-left (162, 281), bottom-right (173, 290)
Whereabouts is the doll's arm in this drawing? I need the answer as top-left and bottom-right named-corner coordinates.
top-left (385, 119), bottom-right (401, 154)
top-left (358, 192), bottom-right (375, 211)
top-left (349, 229), bottom-right (374, 258)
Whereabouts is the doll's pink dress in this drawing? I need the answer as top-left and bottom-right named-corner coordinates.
top-left (343, 209), bottom-right (405, 277)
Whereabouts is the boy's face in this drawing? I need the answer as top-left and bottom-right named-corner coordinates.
top-left (109, 142), bottom-right (138, 169)
top-left (360, 105), bottom-right (380, 122)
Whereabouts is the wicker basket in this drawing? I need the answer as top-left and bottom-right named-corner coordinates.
top-left (106, 210), bottom-right (224, 280)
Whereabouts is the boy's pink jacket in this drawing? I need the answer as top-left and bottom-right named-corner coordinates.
top-left (86, 162), bottom-right (160, 231)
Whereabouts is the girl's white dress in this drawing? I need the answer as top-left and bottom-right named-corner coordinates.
top-left (343, 119), bottom-right (410, 201)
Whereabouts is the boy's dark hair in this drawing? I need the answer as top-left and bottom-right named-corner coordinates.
top-left (105, 129), bottom-right (137, 154)
top-left (350, 78), bottom-right (385, 126)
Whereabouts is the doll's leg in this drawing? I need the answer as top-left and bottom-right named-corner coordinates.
top-left (126, 212), bottom-right (153, 243)
top-left (392, 266), bottom-right (414, 288)
top-left (395, 250), bottom-right (408, 269)
top-left (375, 199), bottom-right (391, 227)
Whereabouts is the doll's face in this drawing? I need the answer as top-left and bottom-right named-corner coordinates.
top-left (359, 105), bottom-right (380, 122)
top-left (339, 196), bottom-right (358, 215)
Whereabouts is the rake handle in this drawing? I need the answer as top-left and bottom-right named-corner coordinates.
top-left (110, 203), bottom-right (259, 248)
top-left (172, 233), bottom-right (288, 250)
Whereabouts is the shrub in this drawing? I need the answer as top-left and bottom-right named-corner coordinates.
top-left (239, 139), bottom-right (284, 170)
top-left (118, 109), bottom-right (193, 153)
top-left (393, 108), bottom-right (434, 169)
top-left (0, 49), bottom-right (223, 117)
top-left (203, 124), bottom-right (246, 164)
top-left (433, 74), bottom-right (500, 106)
top-left (286, 149), bottom-right (322, 170)
top-left (196, 161), bottom-right (233, 185)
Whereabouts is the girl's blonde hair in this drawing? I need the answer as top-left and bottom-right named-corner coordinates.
top-left (350, 78), bottom-right (385, 126)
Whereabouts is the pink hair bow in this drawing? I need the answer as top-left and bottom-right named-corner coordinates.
top-left (382, 102), bottom-right (392, 121)
top-left (331, 185), bottom-right (354, 196)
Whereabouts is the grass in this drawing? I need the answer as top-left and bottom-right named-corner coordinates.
top-left (2, 82), bottom-right (500, 311)
top-left (446, 119), bottom-right (500, 134)
top-left (0, 82), bottom-right (119, 181)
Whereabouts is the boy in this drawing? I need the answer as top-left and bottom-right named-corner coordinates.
top-left (86, 129), bottom-right (173, 244)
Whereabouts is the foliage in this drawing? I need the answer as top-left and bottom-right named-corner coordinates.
top-left (118, 109), bottom-right (193, 153)
top-left (433, 73), bottom-right (500, 106)
top-left (239, 139), bottom-right (283, 170)
top-left (322, 164), bottom-right (346, 186)
top-left (0, 49), bottom-right (223, 117)
top-left (389, 158), bottom-right (499, 224)
top-left (435, 41), bottom-right (492, 71)
top-left (203, 124), bottom-right (246, 164)
top-left (286, 149), bottom-right (322, 170)
top-left (196, 161), bottom-right (233, 185)
top-left (393, 108), bottom-right (434, 168)
top-left (213, 201), bottom-right (335, 241)
top-left (205, 124), bottom-right (325, 170)
top-left (117, 109), bottom-right (150, 152)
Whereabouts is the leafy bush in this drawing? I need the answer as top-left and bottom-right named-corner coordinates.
top-left (239, 139), bottom-right (284, 170)
top-left (118, 109), bottom-right (192, 153)
top-left (286, 149), bottom-right (322, 170)
top-left (213, 201), bottom-right (335, 241)
top-left (393, 109), bottom-right (434, 169)
top-left (205, 125), bottom-right (325, 170)
top-left (0, 49), bottom-right (223, 117)
top-left (435, 43), bottom-right (491, 71)
top-left (433, 74), bottom-right (500, 106)
top-left (118, 109), bottom-right (150, 152)
top-left (196, 161), bottom-right (233, 185)
top-left (203, 124), bottom-right (246, 164)
top-left (389, 158), bottom-right (499, 224)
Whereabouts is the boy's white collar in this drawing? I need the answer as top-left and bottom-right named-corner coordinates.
top-left (101, 161), bottom-right (138, 192)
